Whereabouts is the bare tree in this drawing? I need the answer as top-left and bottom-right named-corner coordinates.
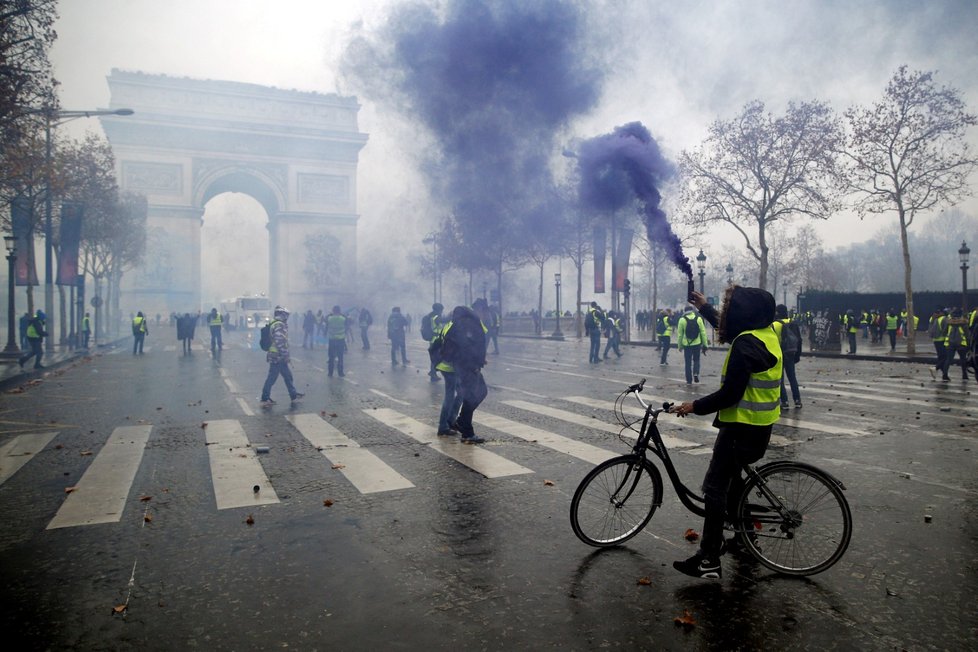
top-left (679, 100), bottom-right (844, 289)
top-left (843, 66), bottom-right (978, 353)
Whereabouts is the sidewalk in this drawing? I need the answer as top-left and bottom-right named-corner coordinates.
top-left (0, 341), bottom-right (117, 392)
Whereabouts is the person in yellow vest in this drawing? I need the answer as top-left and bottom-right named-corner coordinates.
top-left (927, 307), bottom-right (947, 380)
top-left (657, 309), bottom-right (673, 365)
top-left (941, 308), bottom-right (970, 382)
top-left (326, 305), bottom-right (347, 377)
top-left (132, 311), bottom-right (149, 355)
top-left (18, 310), bottom-right (47, 369)
top-left (671, 285), bottom-right (782, 580)
top-left (208, 308), bottom-right (223, 352)
top-left (843, 309), bottom-right (859, 355)
top-left (885, 309), bottom-right (899, 352)
top-left (81, 312), bottom-right (91, 349)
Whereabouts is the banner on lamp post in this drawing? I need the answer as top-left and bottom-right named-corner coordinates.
top-left (11, 195), bottom-right (38, 286)
top-left (57, 202), bottom-right (83, 285)
top-left (593, 226), bottom-right (606, 294)
top-left (612, 228), bottom-right (633, 292)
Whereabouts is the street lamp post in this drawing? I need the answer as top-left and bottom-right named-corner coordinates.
top-left (696, 249), bottom-right (707, 294)
top-left (726, 263), bottom-right (733, 286)
top-left (959, 241), bottom-right (970, 312)
top-left (552, 273), bottom-right (564, 340)
top-left (40, 107), bottom-right (134, 352)
top-left (3, 235), bottom-right (20, 357)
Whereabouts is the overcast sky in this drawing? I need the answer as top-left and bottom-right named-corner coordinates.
top-left (50, 0), bottom-right (978, 264)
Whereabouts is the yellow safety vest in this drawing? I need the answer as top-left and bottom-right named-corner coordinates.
top-left (209, 313), bottom-right (222, 326)
top-left (133, 316), bottom-right (146, 333)
top-left (718, 326), bottom-right (783, 426)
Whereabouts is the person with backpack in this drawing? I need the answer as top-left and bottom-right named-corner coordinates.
top-left (677, 306), bottom-right (707, 384)
top-left (326, 305), bottom-right (347, 377)
top-left (585, 302), bottom-right (606, 364)
top-left (773, 304), bottom-right (802, 409)
top-left (603, 310), bottom-right (623, 359)
top-left (434, 305), bottom-right (489, 444)
top-left (670, 286), bottom-right (782, 580)
top-left (941, 308), bottom-right (970, 382)
top-left (431, 316), bottom-right (463, 437)
top-left (657, 309), bottom-right (674, 365)
top-left (387, 306), bottom-right (409, 367)
top-left (421, 303), bottom-right (444, 382)
top-left (208, 308), bottom-right (223, 353)
top-left (18, 309), bottom-right (47, 370)
top-left (260, 306), bottom-right (303, 407)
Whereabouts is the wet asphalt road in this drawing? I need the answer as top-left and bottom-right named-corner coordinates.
top-left (0, 332), bottom-right (975, 651)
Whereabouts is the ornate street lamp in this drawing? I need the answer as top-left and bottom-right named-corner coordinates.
top-left (3, 235), bottom-right (20, 357)
top-left (696, 249), bottom-right (707, 294)
top-left (552, 272), bottom-right (564, 340)
top-left (960, 241), bottom-right (970, 311)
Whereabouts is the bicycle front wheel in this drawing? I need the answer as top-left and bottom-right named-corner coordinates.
top-left (736, 462), bottom-right (852, 576)
top-left (570, 456), bottom-right (663, 547)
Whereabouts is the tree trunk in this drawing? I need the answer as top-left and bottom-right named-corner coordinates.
top-left (575, 253), bottom-right (583, 339)
top-left (58, 284), bottom-right (66, 345)
top-left (537, 261), bottom-right (544, 334)
top-left (758, 220), bottom-right (769, 290)
top-left (899, 208), bottom-right (916, 354)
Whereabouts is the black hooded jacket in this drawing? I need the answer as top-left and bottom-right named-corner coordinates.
top-left (693, 287), bottom-right (779, 429)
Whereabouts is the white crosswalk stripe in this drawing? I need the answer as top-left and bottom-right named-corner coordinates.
top-left (287, 413), bottom-right (414, 493)
top-left (0, 432), bottom-right (58, 487)
top-left (474, 411), bottom-right (618, 464)
top-left (366, 407), bottom-right (532, 479)
top-left (47, 426), bottom-right (152, 529)
top-left (204, 420), bottom-right (280, 510)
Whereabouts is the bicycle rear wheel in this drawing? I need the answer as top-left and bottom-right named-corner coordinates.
top-left (736, 462), bottom-right (852, 576)
top-left (570, 455), bottom-right (663, 547)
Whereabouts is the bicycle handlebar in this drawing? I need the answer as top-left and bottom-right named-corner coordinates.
top-left (626, 379), bottom-right (673, 415)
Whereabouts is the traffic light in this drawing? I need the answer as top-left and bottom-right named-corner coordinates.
top-left (623, 278), bottom-right (631, 297)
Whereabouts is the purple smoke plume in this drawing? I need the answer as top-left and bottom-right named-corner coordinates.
top-left (342, 0), bottom-right (603, 236)
top-left (577, 122), bottom-right (691, 279)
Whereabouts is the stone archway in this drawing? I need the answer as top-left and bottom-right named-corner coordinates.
top-left (100, 70), bottom-right (368, 316)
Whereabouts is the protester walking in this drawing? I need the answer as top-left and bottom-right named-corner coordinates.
top-left (18, 310), bottom-right (46, 370)
top-left (260, 306), bottom-right (303, 407)
top-left (326, 305), bottom-right (347, 377)
top-left (603, 310), bottom-right (623, 359)
top-left (431, 317), bottom-right (463, 437)
top-left (421, 303), bottom-right (444, 381)
top-left (585, 302), bottom-right (605, 364)
top-left (774, 304), bottom-right (802, 409)
top-left (387, 307), bottom-right (409, 366)
top-left (208, 308), bottom-right (223, 352)
top-left (435, 305), bottom-right (488, 444)
top-left (81, 312), bottom-right (92, 349)
top-left (941, 308), bottom-right (970, 382)
top-left (677, 307), bottom-right (707, 384)
top-left (928, 308), bottom-right (947, 380)
top-left (132, 311), bottom-right (149, 355)
top-left (358, 307), bottom-right (373, 350)
top-left (657, 309), bottom-right (674, 365)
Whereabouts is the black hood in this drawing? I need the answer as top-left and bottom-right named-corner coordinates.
top-left (719, 286), bottom-right (775, 342)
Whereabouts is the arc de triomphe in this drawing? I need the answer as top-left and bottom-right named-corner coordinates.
top-left (100, 70), bottom-right (368, 316)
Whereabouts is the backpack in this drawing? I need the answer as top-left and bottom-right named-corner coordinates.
top-left (656, 315), bottom-right (666, 335)
top-left (440, 309), bottom-right (486, 371)
top-left (421, 313), bottom-right (436, 341)
top-left (587, 308), bottom-right (605, 333)
top-left (683, 314), bottom-right (699, 341)
top-left (780, 320), bottom-right (801, 357)
top-left (259, 322), bottom-right (273, 351)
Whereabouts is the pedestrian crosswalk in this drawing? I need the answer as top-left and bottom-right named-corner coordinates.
top-left (2, 378), bottom-right (974, 533)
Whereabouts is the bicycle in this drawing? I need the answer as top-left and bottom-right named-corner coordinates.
top-left (569, 379), bottom-right (852, 576)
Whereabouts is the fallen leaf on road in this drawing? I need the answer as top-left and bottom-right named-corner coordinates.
top-left (65, 486), bottom-right (78, 494)
top-left (331, 464), bottom-right (345, 470)
top-left (323, 499), bottom-right (334, 507)
top-left (637, 576), bottom-right (652, 586)
top-left (543, 480), bottom-right (555, 486)
top-left (55, 444), bottom-right (63, 449)
top-left (80, 451), bottom-right (92, 456)
top-left (139, 495), bottom-right (152, 502)
top-left (674, 609), bottom-right (696, 630)
top-left (112, 604), bottom-right (126, 614)
top-left (143, 513), bottom-right (153, 523)
top-left (245, 514), bottom-right (255, 526)
top-left (201, 422), bottom-right (208, 429)
top-left (329, 412), bottom-right (338, 418)
top-left (684, 528), bottom-right (700, 542)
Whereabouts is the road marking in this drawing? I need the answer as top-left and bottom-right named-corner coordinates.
top-left (802, 384), bottom-right (978, 418)
top-left (47, 426), bottom-right (152, 529)
top-left (492, 384), bottom-right (548, 399)
top-left (237, 398), bottom-right (254, 416)
top-left (557, 397), bottom-right (713, 449)
top-left (369, 389), bottom-right (411, 406)
top-left (0, 432), bottom-right (58, 487)
top-left (287, 413), bottom-right (414, 494)
top-left (204, 420), bottom-right (280, 510)
top-left (474, 412), bottom-right (617, 464)
top-left (366, 408), bottom-right (532, 479)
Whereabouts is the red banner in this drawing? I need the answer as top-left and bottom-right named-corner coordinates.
top-left (612, 228), bottom-right (633, 292)
top-left (593, 226), bottom-right (606, 294)
top-left (11, 196), bottom-right (38, 286)
top-left (58, 202), bottom-right (83, 285)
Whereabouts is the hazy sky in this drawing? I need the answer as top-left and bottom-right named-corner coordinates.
top-left (50, 1), bottom-right (978, 278)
